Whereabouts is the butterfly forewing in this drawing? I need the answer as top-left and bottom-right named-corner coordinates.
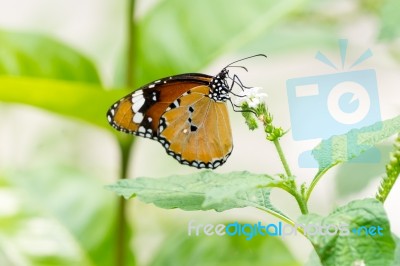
top-left (107, 74), bottom-right (213, 138)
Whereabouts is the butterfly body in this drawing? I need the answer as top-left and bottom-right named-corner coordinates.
top-left (107, 69), bottom-right (233, 169)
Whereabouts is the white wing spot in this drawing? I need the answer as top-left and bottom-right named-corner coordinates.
top-left (132, 90), bottom-right (143, 97)
top-left (138, 126), bottom-right (146, 133)
top-left (133, 112), bottom-right (144, 123)
top-left (149, 84), bottom-right (155, 89)
top-left (132, 97), bottom-right (145, 113)
top-left (132, 95), bottom-right (144, 104)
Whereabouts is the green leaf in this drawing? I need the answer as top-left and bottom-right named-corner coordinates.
top-left (0, 76), bottom-right (130, 130)
top-left (393, 235), bottom-right (400, 266)
top-left (378, 0), bottom-right (400, 40)
top-left (299, 198), bottom-right (395, 266)
top-left (335, 144), bottom-right (392, 198)
top-left (134, 0), bottom-right (307, 85)
top-left (6, 164), bottom-right (135, 266)
top-left (150, 229), bottom-right (301, 266)
top-left (0, 177), bottom-right (94, 266)
top-left (312, 115), bottom-right (400, 171)
top-left (107, 171), bottom-right (289, 220)
top-left (0, 30), bottom-right (100, 83)
top-left (304, 250), bottom-right (323, 266)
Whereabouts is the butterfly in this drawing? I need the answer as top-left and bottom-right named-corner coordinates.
top-left (107, 54), bottom-right (266, 169)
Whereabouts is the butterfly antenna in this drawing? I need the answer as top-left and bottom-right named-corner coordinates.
top-left (224, 54), bottom-right (267, 68)
top-left (225, 65), bottom-right (248, 72)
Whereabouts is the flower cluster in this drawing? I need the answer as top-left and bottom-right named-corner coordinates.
top-left (235, 87), bottom-right (268, 108)
top-left (235, 87), bottom-right (285, 141)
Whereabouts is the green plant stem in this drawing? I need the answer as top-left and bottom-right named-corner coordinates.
top-left (273, 139), bottom-right (292, 177)
top-left (292, 189), bottom-right (308, 215)
top-left (272, 139), bottom-right (308, 214)
top-left (116, 136), bottom-right (134, 266)
top-left (275, 183), bottom-right (308, 215)
top-left (304, 163), bottom-right (338, 204)
top-left (115, 1), bottom-right (136, 266)
top-left (256, 207), bottom-right (305, 235)
top-left (126, 0), bottom-right (136, 88)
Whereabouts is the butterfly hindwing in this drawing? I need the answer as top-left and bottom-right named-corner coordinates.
top-left (158, 85), bottom-right (233, 169)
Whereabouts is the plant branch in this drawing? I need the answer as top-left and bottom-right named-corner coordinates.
top-left (304, 165), bottom-right (336, 204)
top-left (256, 207), bottom-right (305, 235)
top-left (271, 181), bottom-right (309, 215)
top-left (126, 0), bottom-right (136, 88)
top-left (116, 135), bottom-right (134, 266)
top-left (272, 140), bottom-right (308, 214)
top-left (273, 139), bottom-right (292, 177)
top-left (291, 188), bottom-right (308, 215)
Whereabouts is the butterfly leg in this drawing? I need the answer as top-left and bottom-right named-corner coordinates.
top-left (228, 98), bottom-right (257, 115)
top-left (229, 74), bottom-right (252, 91)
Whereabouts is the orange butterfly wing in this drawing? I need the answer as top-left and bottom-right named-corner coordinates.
top-left (107, 74), bottom-right (212, 138)
top-left (107, 73), bottom-right (233, 169)
top-left (158, 85), bottom-right (233, 169)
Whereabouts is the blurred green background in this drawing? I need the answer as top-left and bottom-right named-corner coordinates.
top-left (0, 0), bottom-right (399, 265)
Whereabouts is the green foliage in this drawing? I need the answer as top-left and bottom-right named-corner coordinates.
top-left (0, 0), bottom-right (310, 263)
top-left (0, 30), bottom-right (131, 130)
top-left (0, 30), bottom-right (100, 83)
top-left (1, 0), bottom-right (400, 265)
top-left (150, 230), bottom-right (301, 266)
top-left (376, 134), bottom-right (400, 202)
top-left (107, 170), bottom-right (289, 220)
top-left (299, 199), bottom-right (395, 266)
top-left (135, 0), bottom-right (307, 85)
top-left (241, 102), bottom-right (285, 141)
top-left (1, 165), bottom-right (134, 266)
top-left (378, 0), bottom-right (400, 40)
top-left (0, 176), bottom-right (92, 266)
top-left (393, 235), bottom-right (400, 266)
top-left (0, 76), bottom-right (130, 130)
top-left (334, 144), bottom-right (392, 197)
top-left (312, 115), bottom-right (400, 171)
top-left (241, 108), bottom-right (258, 130)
